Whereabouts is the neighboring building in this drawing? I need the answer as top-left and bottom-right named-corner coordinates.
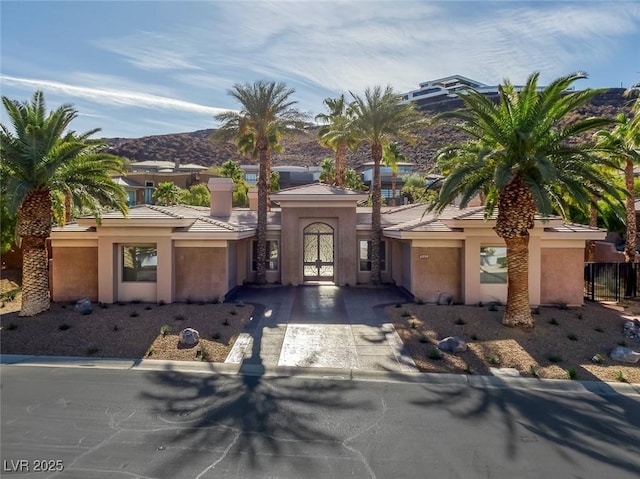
top-left (400, 74), bottom-right (548, 110)
top-left (355, 161), bottom-right (415, 202)
top-left (50, 179), bottom-right (603, 307)
top-left (115, 160), bottom-right (212, 206)
top-left (240, 165), bottom-right (321, 189)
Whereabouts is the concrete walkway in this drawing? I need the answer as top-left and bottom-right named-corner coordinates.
top-left (225, 285), bottom-right (419, 373)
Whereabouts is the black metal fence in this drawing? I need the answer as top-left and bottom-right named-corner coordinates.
top-left (584, 262), bottom-right (640, 301)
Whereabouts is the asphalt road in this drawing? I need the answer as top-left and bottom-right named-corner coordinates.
top-left (1, 365), bottom-right (639, 479)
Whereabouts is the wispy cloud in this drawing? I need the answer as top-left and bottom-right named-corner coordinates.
top-left (0, 75), bottom-right (234, 115)
top-left (94, 30), bottom-right (206, 71)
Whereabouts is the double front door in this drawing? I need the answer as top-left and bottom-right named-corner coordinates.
top-left (303, 223), bottom-right (334, 282)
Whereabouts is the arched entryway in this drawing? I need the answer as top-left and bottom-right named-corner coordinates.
top-left (303, 222), bottom-right (334, 282)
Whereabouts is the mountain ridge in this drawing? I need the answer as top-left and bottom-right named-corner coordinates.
top-left (104, 88), bottom-right (632, 173)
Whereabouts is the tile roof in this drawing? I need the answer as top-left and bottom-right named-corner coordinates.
top-left (62, 200), bottom-right (601, 238)
top-left (273, 183), bottom-right (367, 197)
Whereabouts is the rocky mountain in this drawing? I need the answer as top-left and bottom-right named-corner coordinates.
top-left (104, 88), bottom-right (633, 174)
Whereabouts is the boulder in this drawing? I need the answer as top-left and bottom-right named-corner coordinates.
top-left (437, 336), bottom-right (468, 353)
top-left (623, 320), bottom-right (640, 343)
top-left (74, 298), bottom-right (93, 315)
top-left (609, 346), bottom-right (640, 363)
top-left (179, 328), bottom-right (200, 347)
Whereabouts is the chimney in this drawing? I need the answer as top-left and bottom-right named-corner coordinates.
top-left (207, 178), bottom-right (234, 217)
top-left (248, 187), bottom-right (258, 211)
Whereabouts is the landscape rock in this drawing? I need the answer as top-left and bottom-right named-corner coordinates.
top-left (609, 346), bottom-right (640, 363)
top-left (622, 320), bottom-right (640, 343)
top-left (74, 298), bottom-right (93, 315)
top-left (179, 328), bottom-right (200, 347)
top-left (437, 336), bottom-right (468, 353)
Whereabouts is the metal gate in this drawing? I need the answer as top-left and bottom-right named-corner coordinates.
top-left (303, 223), bottom-right (334, 282)
top-left (584, 262), bottom-right (639, 301)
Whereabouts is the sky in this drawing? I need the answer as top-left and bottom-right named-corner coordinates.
top-left (1, 0), bottom-right (639, 139)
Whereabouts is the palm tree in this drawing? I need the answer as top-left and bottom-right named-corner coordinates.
top-left (1, 91), bottom-right (127, 316)
top-left (319, 158), bottom-right (336, 184)
top-left (349, 85), bottom-right (422, 284)
top-left (596, 113), bottom-right (640, 263)
top-left (153, 181), bottom-right (182, 206)
top-left (430, 72), bottom-right (620, 329)
top-left (316, 95), bottom-right (359, 187)
top-left (383, 142), bottom-right (406, 206)
top-left (214, 80), bottom-right (308, 284)
top-left (344, 168), bottom-right (366, 191)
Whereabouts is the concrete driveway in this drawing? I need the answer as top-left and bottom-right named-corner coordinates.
top-left (225, 285), bottom-right (418, 372)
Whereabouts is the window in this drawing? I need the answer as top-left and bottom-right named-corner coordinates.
top-left (252, 240), bottom-right (279, 271)
top-left (359, 240), bottom-right (386, 272)
top-left (122, 245), bottom-right (157, 282)
top-left (480, 246), bottom-right (507, 284)
top-left (245, 173), bottom-right (257, 183)
top-left (127, 191), bottom-right (136, 207)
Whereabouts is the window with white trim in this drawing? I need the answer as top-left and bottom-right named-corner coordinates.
top-left (122, 245), bottom-right (157, 282)
top-left (252, 240), bottom-right (279, 271)
top-left (480, 246), bottom-right (507, 284)
top-left (359, 240), bottom-right (386, 271)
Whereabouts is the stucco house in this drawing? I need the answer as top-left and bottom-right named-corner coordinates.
top-left (50, 179), bottom-right (604, 307)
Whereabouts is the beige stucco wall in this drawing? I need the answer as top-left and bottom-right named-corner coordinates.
top-left (411, 247), bottom-right (462, 303)
top-left (280, 206), bottom-right (357, 286)
top-left (175, 247), bottom-right (228, 302)
top-left (541, 247), bottom-right (584, 306)
top-left (51, 247), bottom-right (99, 302)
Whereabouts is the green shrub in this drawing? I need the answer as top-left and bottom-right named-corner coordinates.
top-left (548, 354), bottom-right (562, 363)
top-left (566, 367), bottom-right (577, 380)
top-left (160, 325), bottom-right (172, 336)
top-left (428, 349), bottom-right (442, 360)
top-left (58, 323), bottom-right (71, 331)
top-left (615, 370), bottom-right (628, 383)
top-left (486, 353), bottom-right (501, 365)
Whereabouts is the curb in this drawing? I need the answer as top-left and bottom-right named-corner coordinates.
top-left (2, 354), bottom-right (639, 396)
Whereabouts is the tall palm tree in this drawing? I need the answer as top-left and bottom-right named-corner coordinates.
top-left (349, 85), bottom-right (423, 284)
top-left (214, 80), bottom-right (308, 284)
top-left (316, 95), bottom-right (359, 187)
top-left (1, 91), bottom-right (128, 316)
top-left (596, 113), bottom-right (640, 263)
top-left (383, 142), bottom-right (406, 206)
top-left (430, 72), bottom-right (621, 329)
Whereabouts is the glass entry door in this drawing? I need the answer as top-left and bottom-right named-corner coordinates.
top-left (303, 223), bottom-right (334, 281)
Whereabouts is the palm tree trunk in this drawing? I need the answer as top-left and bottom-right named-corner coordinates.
top-left (586, 202), bottom-right (598, 262)
top-left (371, 143), bottom-right (383, 285)
top-left (495, 176), bottom-right (535, 329)
top-left (64, 193), bottom-right (72, 224)
top-left (503, 235), bottom-right (534, 329)
top-left (256, 139), bottom-right (269, 285)
top-left (391, 171), bottom-right (397, 207)
top-left (624, 159), bottom-right (637, 263)
top-left (335, 142), bottom-right (347, 187)
top-left (16, 190), bottom-right (52, 316)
